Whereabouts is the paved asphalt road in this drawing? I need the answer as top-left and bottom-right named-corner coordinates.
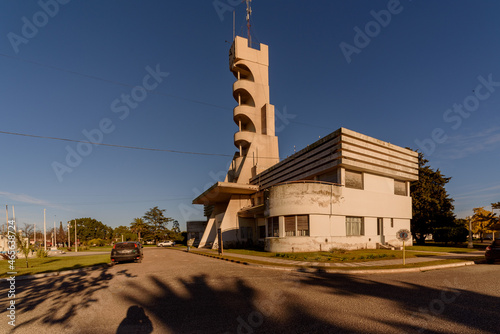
top-left (1, 248), bottom-right (499, 334)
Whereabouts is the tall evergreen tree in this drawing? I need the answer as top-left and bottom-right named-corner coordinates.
top-left (410, 152), bottom-right (455, 244)
top-left (57, 221), bottom-right (66, 245)
top-left (130, 218), bottom-right (148, 243)
top-left (143, 206), bottom-right (174, 243)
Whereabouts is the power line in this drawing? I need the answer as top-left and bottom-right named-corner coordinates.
top-left (0, 53), bottom-right (335, 131)
top-left (0, 52), bottom-right (229, 112)
top-left (0, 130), bottom-right (233, 157)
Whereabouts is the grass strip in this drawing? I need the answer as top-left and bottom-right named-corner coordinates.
top-left (220, 248), bottom-right (438, 263)
top-left (188, 251), bottom-right (478, 271)
top-left (0, 254), bottom-right (110, 278)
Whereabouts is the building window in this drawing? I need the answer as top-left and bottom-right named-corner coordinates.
top-left (285, 216), bottom-right (295, 236)
top-left (297, 215), bottom-right (310, 236)
top-left (346, 217), bottom-right (364, 236)
top-left (284, 215), bottom-right (310, 237)
top-left (267, 217), bottom-right (279, 237)
top-left (394, 180), bottom-right (407, 196)
top-left (345, 170), bottom-right (363, 189)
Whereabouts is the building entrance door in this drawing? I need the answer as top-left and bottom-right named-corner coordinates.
top-left (377, 218), bottom-right (385, 244)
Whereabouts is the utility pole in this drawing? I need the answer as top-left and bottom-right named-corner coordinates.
top-left (67, 222), bottom-right (71, 249)
top-left (44, 209), bottom-right (47, 251)
top-left (74, 220), bottom-right (78, 252)
top-left (53, 220), bottom-right (56, 248)
top-left (12, 206), bottom-right (16, 231)
top-left (34, 223), bottom-right (36, 244)
top-left (5, 205), bottom-right (8, 235)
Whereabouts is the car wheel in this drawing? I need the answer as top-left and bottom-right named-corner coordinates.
top-left (486, 259), bottom-right (494, 264)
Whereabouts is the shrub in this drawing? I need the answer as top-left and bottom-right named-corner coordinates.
top-left (433, 226), bottom-right (469, 244)
top-left (329, 248), bottom-right (346, 254)
top-left (88, 238), bottom-right (106, 247)
top-left (36, 249), bottom-right (48, 258)
top-left (1, 253), bottom-right (16, 260)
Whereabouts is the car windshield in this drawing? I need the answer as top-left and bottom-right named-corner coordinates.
top-left (492, 240), bottom-right (500, 247)
top-left (115, 243), bottom-right (137, 249)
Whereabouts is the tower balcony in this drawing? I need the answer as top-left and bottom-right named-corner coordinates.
top-left (233, 105), bottom-right (257, 124)
top-left (232, 79), bottom-right (256, 102)
top-left (234, 131), bottom-right (254, 149)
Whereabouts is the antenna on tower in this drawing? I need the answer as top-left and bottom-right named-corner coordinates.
top-left (246, 0), bottom-right (252, 46)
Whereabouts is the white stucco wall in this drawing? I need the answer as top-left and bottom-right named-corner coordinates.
top-left (264, 180), bottom-right (413, 252)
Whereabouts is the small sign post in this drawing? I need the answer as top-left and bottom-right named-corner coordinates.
top-left (396, 229), bottom-right (411, 265)
top-left (187, 238), bottom-right (195, 252)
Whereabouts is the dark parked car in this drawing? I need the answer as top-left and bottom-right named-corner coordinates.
top-left (485, 239), bottom-right (500, 264)
top-left (111, 241), bottom-right (143, 264)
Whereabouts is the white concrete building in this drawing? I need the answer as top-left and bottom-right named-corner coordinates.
top-left (193, 36), bottom-right (418, 252)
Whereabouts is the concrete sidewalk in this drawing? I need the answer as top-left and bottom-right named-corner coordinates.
top-left (188, 248), bottom-right (484, 272)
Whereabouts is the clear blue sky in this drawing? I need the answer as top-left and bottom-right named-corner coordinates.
top-left (1, 0), bottom-right (499, 231)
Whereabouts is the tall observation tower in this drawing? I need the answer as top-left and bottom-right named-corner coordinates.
top-left (193, 1), bottom-right (280, 249)
top-left (227, 3), bottom-right (279, 184)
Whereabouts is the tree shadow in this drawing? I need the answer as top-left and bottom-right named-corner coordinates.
top-left (119, 274), bottom-right (352, 333)
top-left (0, 267), bottom-right (120, 332)
top-left (119, 270), bottom-right (500, 333)
top-left (296, 271), bottom-right (500, 333)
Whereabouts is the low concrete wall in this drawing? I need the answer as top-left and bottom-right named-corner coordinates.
top-left (264, 235), bottom-right (412, 253)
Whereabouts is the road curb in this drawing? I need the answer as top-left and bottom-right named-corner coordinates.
top-left (186, 251), bottom-right (477, 274)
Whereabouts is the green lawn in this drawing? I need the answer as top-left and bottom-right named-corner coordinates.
top-left (220, 248), bottom-right (435, 263)
top-left (0, 254), bottom-right (110, 278)
top-left (191, 251), bottom-right (478, 270)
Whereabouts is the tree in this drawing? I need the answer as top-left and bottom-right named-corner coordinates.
top-left (68, 218), bottom-right (113, 245)
top-left (113, 225), bottom-right (137, 242)
top-left (433, 219), bottom-right (468, 244)
top-left (143, 206), bottom-right (174, 243)
top-left (130, 218), bottom-right (148, 243)
top-left (15, 230), bottom-right (33, 268)
top-left (410, 152), bottom-right (455, 244)
top-left (172, 220), bottom-right (180, 233)
top-left (471, 207), bottom-right (497, 242)
top-left (22, 223), bottom-right (34, 242)
top-left (57, 221), bottom-right (67, 245)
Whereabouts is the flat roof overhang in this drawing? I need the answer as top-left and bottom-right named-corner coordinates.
top-left (192, 182), bottom-right (259, 205)
top-left (238, 204), bottom-right (265, 218)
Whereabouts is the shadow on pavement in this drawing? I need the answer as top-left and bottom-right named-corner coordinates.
top-left (0, 267), bottom-right (118, 332)
top-left (120, 274), bottom-right (345, 333)
top-left (298, 271), bottom-right (500, 333)
top-left (116, 305), bottom-right (153, 334)
top-left (119, 270), bottom-right (499, 333)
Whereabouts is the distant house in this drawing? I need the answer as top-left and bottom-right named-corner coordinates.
top-left (192, 36), bottom-right (418, 252)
